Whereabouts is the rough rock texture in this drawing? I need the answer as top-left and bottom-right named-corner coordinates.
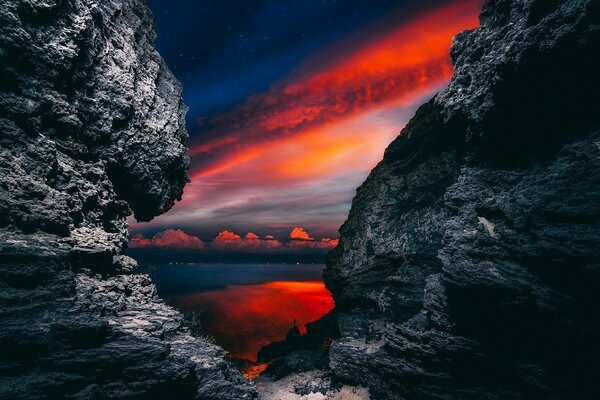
top-left (256, 370), bottom-right (371, 400)
top-left (0, 0), bottom-right (256, 398)
top-left (325, 0), bottom-right (600, 399)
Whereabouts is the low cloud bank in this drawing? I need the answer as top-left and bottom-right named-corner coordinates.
top-left (129, 227), bottom-right (338, 253)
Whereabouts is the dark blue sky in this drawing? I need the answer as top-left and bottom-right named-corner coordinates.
top-left (147, 0), bottom-right (443, 127)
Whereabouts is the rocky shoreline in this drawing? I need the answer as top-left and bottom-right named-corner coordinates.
top-left (324, 0), bottom-right (600, 398)
top-left (0, 0), bottom-right (256, 398)
top-left (1, 0), bottom-right (599, 399)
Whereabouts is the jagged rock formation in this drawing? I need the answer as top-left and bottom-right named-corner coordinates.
top-left (325, 0), bottom-right (600, 399)
top-left (0, 0), bottom-right (256, 398)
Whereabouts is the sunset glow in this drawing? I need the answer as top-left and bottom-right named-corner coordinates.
top-left (169, 280), bottom-right (335, 361)
top-left (132, 0), bottom-right (482, 245)
top-left (129, 227), bottom-right (338, 252)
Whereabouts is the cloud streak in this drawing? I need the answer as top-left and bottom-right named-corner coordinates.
top-left (131, 0), bottom-right (482, 240)
top-left (188, 1), bottom-right (481, 165)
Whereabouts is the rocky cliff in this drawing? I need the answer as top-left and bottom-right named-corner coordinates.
top-left (0, 0), bottom-right (256, 398)
top-left (325, 0), bottom-right (600, 399)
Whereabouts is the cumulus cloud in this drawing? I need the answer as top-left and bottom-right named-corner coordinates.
top-left (321, 238), bottom-right (339, 247)
top-left (213, 230), bottom-right (281, 250)
top-left (212, 230), bottom-right (282, 251)
top-left (286, 228), bottom-right (340, 250)
top-left (213, 230), bottom-right (243, 247)
top-left (130, 227), bottom-right (337, 253)
top-left (129, 229), bottom-right (205, 250)
top-left (260, 235), bottom-right (283, 249)
top-left (287, 237), bottom-right (339, 250)
top-left (245, 232), bottom-right (260, 241)
top-left (289, 227), bottom-right (314, 241)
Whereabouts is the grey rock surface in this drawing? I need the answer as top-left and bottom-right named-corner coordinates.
top-left (0, 0), bottom-right (256, 398)
top-left (325, 0), bottom-right (600, 399)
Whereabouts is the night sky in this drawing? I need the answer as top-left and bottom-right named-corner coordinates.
top-left (148, 0), bottom-right (451, 117)
top-left (131, 0), bottom-right (482, 253)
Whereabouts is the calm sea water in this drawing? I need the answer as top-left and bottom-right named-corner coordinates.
top-left (150, 263), bottom-right (334, 361)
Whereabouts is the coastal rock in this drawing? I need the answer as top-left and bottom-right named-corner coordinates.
top-left (325, 0), bottom-right (600, 398)
top-left (0, 0), bottom-right (256, 398)
top-left (257, 311), bottom-right (339, 380)
top-left (256, 370), bottom-right (370, 400)
top-left (264, 350), bottom-right (328, 381)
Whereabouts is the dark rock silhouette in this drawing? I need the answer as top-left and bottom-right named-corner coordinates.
top-left (264, 350), bottom-right (328, 380)
top-left (2, 0), bottom-right (599, 398)
top-left (257, 310), bottom-right (339, 365)
top-left (0, 0), bottom-right (256, 398)
top-left (325, 0), bottom-right (600, 399)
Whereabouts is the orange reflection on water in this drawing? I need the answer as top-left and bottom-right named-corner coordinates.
top-left (170, 280), bottom-right (334, 362)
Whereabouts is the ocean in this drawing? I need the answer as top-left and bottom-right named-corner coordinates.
top-left (150, 263), bottom-right (334, 361)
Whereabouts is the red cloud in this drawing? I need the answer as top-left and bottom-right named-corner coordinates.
top-left (287, 227), bottom-right (339, 250)
top-left (245, 232), bottom-right (260, 241)
top-left (212, 230), bottom-right (282, 251)
top-left (321, 238), bottom-right (339, 247)
top-left (130, 228), bottom-right (337, 253)
top-left (290, 227), bottom-right (314, 241)
top-left (213, 230), bottom-right (243, 246)
top-left (286, 239), bottom-right (337, 250)
top-left (129, 229), bottom-right (205, 250)
top-left (187, 0), bottom-right (482, 181)
top-left (261, 235), bottom-right (283, 248)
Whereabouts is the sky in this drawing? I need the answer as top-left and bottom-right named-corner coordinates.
top-left (130, 0), bottom-right (482, 254)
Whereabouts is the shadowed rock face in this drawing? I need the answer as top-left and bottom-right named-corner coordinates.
top-left (0, 0), bottom-right (256, 398)
top-left (325, 0), bottom-right (600, 399)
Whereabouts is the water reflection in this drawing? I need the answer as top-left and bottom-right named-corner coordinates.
top-left (152, 264), bottom-right (334, 361)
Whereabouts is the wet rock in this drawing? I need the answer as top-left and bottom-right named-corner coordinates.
top-left (325, 0), bottom-right (600, 399)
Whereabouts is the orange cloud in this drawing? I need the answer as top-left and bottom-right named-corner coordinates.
top-left (321, 238), bottom-right (339, 247)
top-left (245, 232), bottom-right (260, 241)
top-left (129, 229), bottom-right (205, 250)
top-left (286, 239), bottom-right (337, 250)
top-left (212, 230), bottom-right (283, 251)
top-left (130, 228), bottom-right (337, 253)
top-left (287, 227), bottom-right (340, 250)
top-left (213, 230), bottom-right (243, 246)
top-left (290, 227), bottom-right (313, 241)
